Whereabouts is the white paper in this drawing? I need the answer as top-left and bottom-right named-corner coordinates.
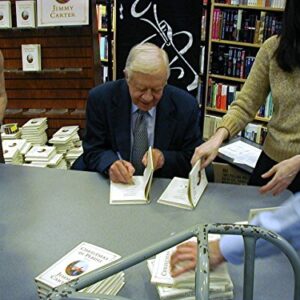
top-left (218, 140), bottom-right (261, 168)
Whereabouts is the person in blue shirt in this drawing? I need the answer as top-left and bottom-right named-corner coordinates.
top-left (170, 193), bottom-right (300, 276)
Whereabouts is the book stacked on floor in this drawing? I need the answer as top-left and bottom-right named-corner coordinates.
top-left (49, 126), bottom-right (80, 154)
top-left (21, 118), bottom-right (48, 145)
top-left (2, 139), bottom-right (32, 164)
top-left (35, 242), bottom-right (125, 299)
top-left (148, 237), bottom-right (233, 300)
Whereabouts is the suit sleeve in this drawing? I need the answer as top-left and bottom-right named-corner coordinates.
top-left (83, 87), bottom-right (118, 174)
top-left (157, 94), bottom-right (202, 178)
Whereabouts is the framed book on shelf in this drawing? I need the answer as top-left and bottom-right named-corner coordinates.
top-left (37, 0), bottom-right (89, 27)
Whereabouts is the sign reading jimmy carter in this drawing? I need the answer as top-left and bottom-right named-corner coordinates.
top-left (115, 0), bottom-right (203, 95)
top-left (37, 0), bottom-right (89, 27)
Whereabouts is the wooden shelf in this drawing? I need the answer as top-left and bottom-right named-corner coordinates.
top-left (211, 39), bottom-right (261, 48)
top-left (213, 3), bottom-right (284, 12)
top-left (206, 107), bottom-right (270, 122)
top-left (209, 74), bottom-right (247, 83)
top-left (4, 68), bottom-right (83, 74)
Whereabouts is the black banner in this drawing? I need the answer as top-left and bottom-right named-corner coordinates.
top-left (115, 0), bottom-right (203, 95)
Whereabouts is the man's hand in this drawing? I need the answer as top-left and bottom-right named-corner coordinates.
top-left (170, 240), bottom-right (226, 277)
top-left (109, 160), bottom-right (135, 184)
top-left (142, 148), bottom-right (165, 170)
top-left (191, 128), bottom-right (229, 168)
top-left (260, 155), bottom-right (300, 195)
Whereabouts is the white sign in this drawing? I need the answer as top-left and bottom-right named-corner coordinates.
top-left (37, 0), bottom-right (89, 27)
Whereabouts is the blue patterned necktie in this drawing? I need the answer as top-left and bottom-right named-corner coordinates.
top-left (131, 110), bottom-right (148, 175)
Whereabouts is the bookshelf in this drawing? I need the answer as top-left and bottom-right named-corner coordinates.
top-left (2, 0), bottom-right (101, 137)
top-left (203, 0), bottom-right (284, 144)
top-left (96, 0), bottom-right (114, 82)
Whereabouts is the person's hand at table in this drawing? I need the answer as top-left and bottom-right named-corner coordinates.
top-left (191, 128), bottom-right (229, 168)
top-left (170, 240), bottom-right (226, 277)
top-left (109, 160), bottom-right (135, 184)
top-left (260, 155), bottom-right (300, 195)
top-left (142, 148), bottom-right (165, 171)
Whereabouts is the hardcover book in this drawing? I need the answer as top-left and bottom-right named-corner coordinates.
top-left (21, 44), bottom-right (41, 71)
top-left (158, 160), bottom-right (208, 210)
top-left (0, 1), bottom-right (12, 28)
top-left (35, 242), bottom-right (124, 298)
top-left (16, 0), bottom-right (36, 28)
top-left (110, 147), bottom-right (154, 205)
top-left (149, 236), bottom-right (233, 299)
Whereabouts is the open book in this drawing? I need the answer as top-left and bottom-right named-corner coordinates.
top-left (110, 147), bottom-right (154, 204)
top-left (158, 160), bottom-right (208, 210)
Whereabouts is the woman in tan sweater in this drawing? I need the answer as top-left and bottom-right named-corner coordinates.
top-left (194, 0), bottom-right (300, 195)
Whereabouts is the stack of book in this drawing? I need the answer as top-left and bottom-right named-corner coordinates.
top-left (148, 237), bottom-right (233, 300)
top-left (1, 130), bottom-right (22, 140)
top-left (24, 145), bottom-right (57, 166)
top-left (21, 118), bottom-right (48, 145)
top-left (49, 126), bottom-right (80, 154)
top-left (3, 147), bottom-right (23, 165)
top-left (65, 144), bottom-right (84, 168)
top-left (35, 242), bottom-right (125, 299)
top-left (2, 139), bottom-right (32, 164)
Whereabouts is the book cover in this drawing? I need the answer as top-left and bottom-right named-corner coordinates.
top-left (35, 242), bottom-right (121, 288)
top-left (21, 44), bottom-right (42, 71)
top-left (0, 1), bottom-right (12, 28)
top-left (16, 0), bottom-right (36, 28)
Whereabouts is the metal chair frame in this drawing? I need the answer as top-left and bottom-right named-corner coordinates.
top-left (47, 223), bottom-right (300, 300)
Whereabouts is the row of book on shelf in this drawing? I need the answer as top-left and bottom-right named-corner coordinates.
top-left (214, 0), bottom-right (286, 8)
top-left (96, 3), bottom-right (114, 31)
top-left (211, 44), bottom-right (255, 79)
top-left (203, 114), bottom-right (267, 145)
top-left (0, 0), bottom-right (89, 29)
top-left (207, 80), bottom-right (274, 119)
top-left (212, 9), bottom-right (282, 44)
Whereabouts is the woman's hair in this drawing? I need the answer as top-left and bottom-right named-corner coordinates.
top-left (276, 0), bottom-right (300, 72)
top-left (124, 43), bottom-right (170, 80)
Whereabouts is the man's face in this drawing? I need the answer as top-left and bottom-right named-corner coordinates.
top-left (126, 70), bottom-right (167, 111)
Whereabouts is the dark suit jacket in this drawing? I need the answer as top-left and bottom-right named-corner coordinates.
top-left (83, 79), bottom-right (202, 178)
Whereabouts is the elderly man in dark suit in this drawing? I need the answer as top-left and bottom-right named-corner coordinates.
top-left (0, 50), bottom-right (7, 163)
top-left (83, 43), bottom-right (201, 183)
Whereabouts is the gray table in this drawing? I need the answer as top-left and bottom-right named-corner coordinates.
top-left (0, 164), bottom-right (295, 300)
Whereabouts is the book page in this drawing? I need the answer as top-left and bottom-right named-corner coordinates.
top-left (188, 160), bottom-right (208, 208)
top-left (110, 147), bottom-right (154, 203)
top-left (158, 177), bottom-right (190, 207)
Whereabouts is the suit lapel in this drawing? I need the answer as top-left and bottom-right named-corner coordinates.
top-left (154, 89), bottom-right (177, 149)
top-left (112, 80), bottom-right (131, 161)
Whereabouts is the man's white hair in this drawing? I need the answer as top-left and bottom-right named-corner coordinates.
top-left (124, 43), bottom-right (170, 79)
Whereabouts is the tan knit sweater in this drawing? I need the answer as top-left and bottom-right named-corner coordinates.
top-left (218, 35), bottom-right (300, 163)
